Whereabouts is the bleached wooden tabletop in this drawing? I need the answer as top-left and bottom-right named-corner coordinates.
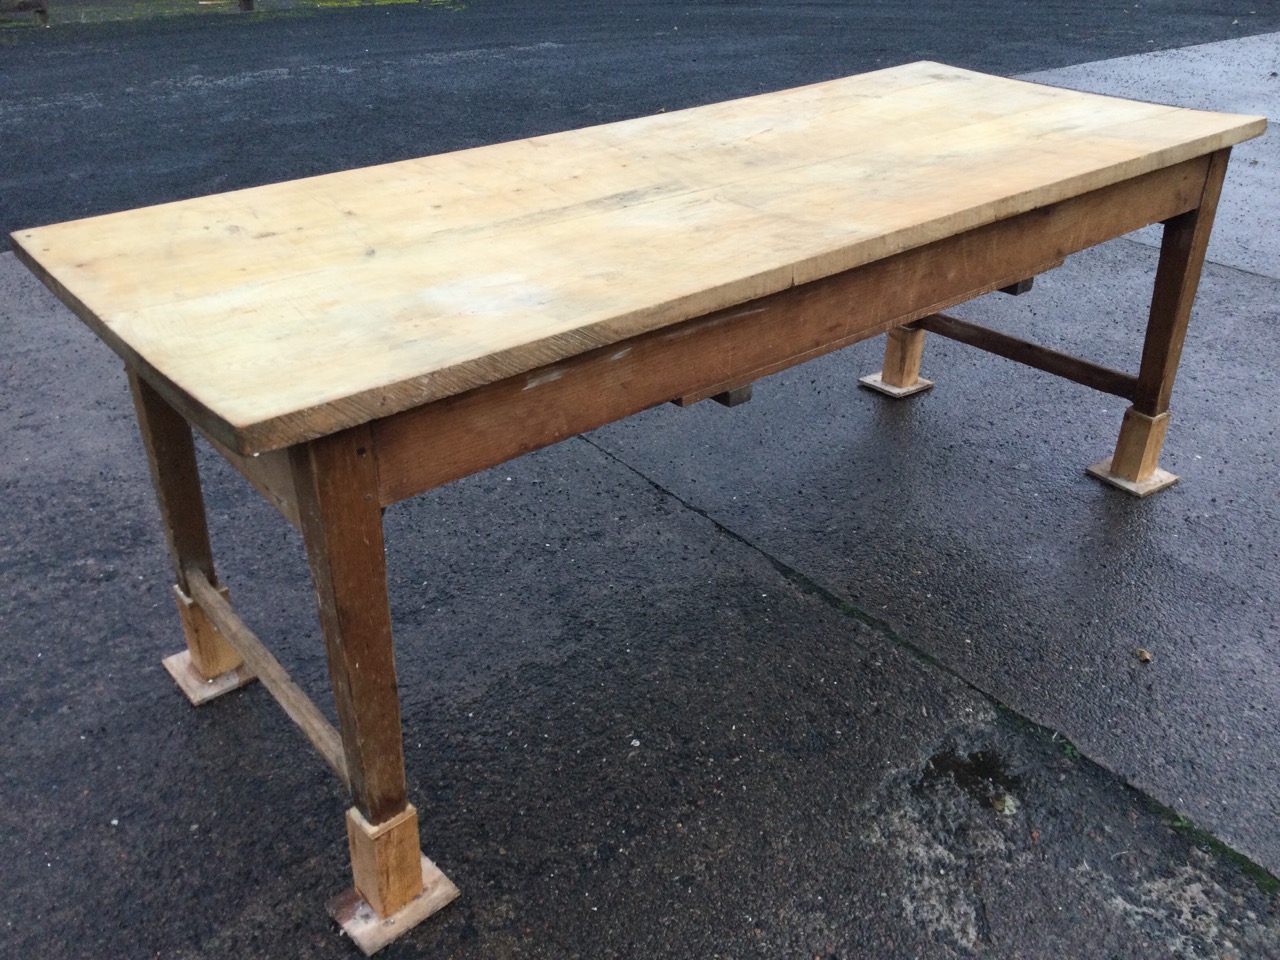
top-left (12, 61), bottom-right (1264, 454)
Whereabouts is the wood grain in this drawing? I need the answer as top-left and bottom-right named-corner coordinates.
top-left (200, 432), bottom-right (301, 530)
top-left (345, 804), bottom-right (425, 918)
top-left (880, 327), bottom-right (928, 389)
top-left (1109, 408), bottom-right (1172, 482)
top-left (13, 63), bottom-right (1265, 455)
top-left (173, 581), bottom-right (246, 679)
top-left (185, 567), bottom-right (350, 787)
top-left (127, 370), bottom-right (217, 591)
top-left (328, 854), bottom-right (459, 955)
top-left (291, 425), bottom-right (408, 824)
top-left (1132, 149), bottom-right (1232, 415)
top-left (909, 313), bottom-right (1138, 399)
top-left (1099, 147), bottom-right (1231, 484)
top-left (372, 154), bottom-right (1212, 505)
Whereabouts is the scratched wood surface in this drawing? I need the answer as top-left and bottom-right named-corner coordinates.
top-left (11, 61), bottom-right (1265, 454)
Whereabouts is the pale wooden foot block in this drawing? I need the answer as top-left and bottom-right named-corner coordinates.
top-left (1086, 457), bottom-right (1179, 498)
top-left (162, 649), bottom-right (256, 705)
top-left (346, 804), bottom-right (423, 915)
top-left (173, 582), bottom-right (247, 677)
top-left (858, 371), bottom-right (935, 398)
top-left (328, 854), bottom-right (459, 956)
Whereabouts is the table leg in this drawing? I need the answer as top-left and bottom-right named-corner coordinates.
top-left (1088, 148), bottom-right (1231, 496)
top-left (290, 425), bottom-right (457, 954)
top-left (128, 371), bottom-right (254, 704)
top-left (859, 326), bottom-right (935, 397)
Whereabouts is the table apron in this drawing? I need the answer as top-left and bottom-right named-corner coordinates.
top-left (202, 435), bottom-right (302, 530)
top-left (368, 153), bottom-right (1211, 508)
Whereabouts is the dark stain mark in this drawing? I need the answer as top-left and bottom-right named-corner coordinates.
top-left (918, 749), bottom-right (1020, 810)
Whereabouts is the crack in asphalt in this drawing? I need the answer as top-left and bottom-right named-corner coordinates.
top-left (578, 432), bottom-right (980, 690)
top-left (578, 430), bottom-right (1280, 888)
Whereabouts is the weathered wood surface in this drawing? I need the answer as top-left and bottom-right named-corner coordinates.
top-left (1130, 149), bottom-right (1232, 419)
top-left (1087, 147), bottom-right (1230, 495)
top-left (909, 312), bottom-right (1138, 399)
top-left (185, 567), bottom-right (350, 786)
top-left (879, 326), bottom-right (929, 390)
top-left (371, 155), bottom-right (1213, 505)
top-left (291, 425), bottom-right (409, 825)
top-left (127, 371), bottom-right (219, 592)
top-left (12, 62), bottom-right (1265, 455)
top-left (328, 853), bottom-right (460, 955)
top-left (200, 432), bottom-right (301, 529)
top-left (171, 581), bottom-right (247, 680)
top-left (345, 804), bottom-right (425, 918)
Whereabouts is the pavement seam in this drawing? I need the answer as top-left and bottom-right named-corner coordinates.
top-left (577, 432), bottom-right (1280, 887)
top-left (578, 433), bottom-right (992, 688)
top-left (1114, 232), bottom-right (1280, 284)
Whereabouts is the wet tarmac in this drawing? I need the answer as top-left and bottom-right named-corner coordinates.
top-left (3, 3), bottom-right (1279, 957)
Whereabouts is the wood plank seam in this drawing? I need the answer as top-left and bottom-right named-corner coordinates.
top-left (372, 155), bottom-right (1211, 506)
top-left (15, 72), bottom-right (1260, 458)
top-left (11, 65), bottom-right (1266, 956)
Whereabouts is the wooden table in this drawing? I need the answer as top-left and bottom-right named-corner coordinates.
top-left (11, 62), bottom-right (1265, 953)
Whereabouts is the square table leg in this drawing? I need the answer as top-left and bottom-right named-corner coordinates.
top-left (290, 425), bottom-right (458, 954)
top-left (859, 325), bottom-right (935, 398)
top-left (128, 371), bottom-right (255, 703)
top-left (1088, 148), bottom-right (1231, 497)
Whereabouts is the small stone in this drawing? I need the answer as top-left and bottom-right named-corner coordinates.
top-left (992, 793), bottom-right (1019, 816)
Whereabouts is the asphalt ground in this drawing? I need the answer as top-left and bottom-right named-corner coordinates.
top-left (4, 0), bottom-right (1280, 252)
top-left (3, 3), bottom-right (1280, 958)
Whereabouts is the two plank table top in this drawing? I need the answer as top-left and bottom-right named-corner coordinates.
top-left (12, 62), bottom-right (1265, 953)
